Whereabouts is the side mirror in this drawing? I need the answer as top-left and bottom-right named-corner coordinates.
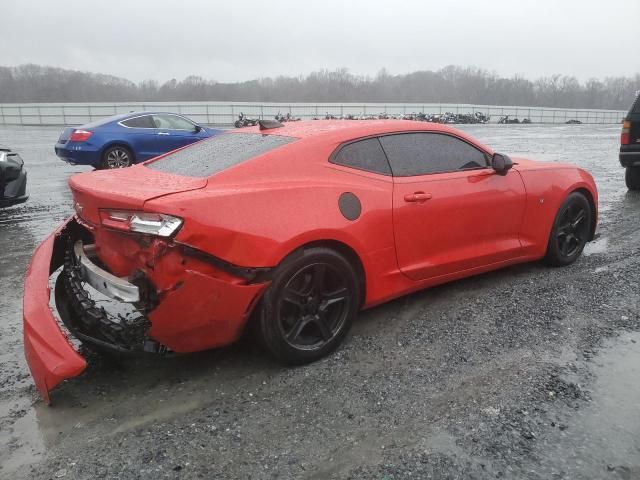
top-left (492, 153), bottom-right (513, 175)
top-left (194, 124), bottom-right (202, 133)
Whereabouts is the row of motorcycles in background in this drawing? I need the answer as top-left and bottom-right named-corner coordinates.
top-left (234, 112), bottom-right (302, 127)
top-left (235, 111), bottom-right (492, 127)
top-left (234, 111), bottom-right (585, 128)
top-left (322, 111), bottom-right (492, 124)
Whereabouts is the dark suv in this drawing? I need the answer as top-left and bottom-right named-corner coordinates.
top-left (621, 93), bottom-right (640, 190)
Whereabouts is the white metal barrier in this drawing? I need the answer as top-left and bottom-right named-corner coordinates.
top-left (0, 101), bottom-right (626, 126)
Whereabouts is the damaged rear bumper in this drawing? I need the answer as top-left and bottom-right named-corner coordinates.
top-left (24, 216), bottom-right (270, 403)
top-left (23, 218), bottom-right (87, 404)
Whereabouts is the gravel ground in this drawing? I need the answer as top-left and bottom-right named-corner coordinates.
top-left (1, 124), bottom-right (639, 479)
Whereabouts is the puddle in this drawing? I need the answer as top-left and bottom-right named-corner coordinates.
top-left (583, 236), bottom-right (609, 256)
top-left (533, 332), bottom-right (640, 478)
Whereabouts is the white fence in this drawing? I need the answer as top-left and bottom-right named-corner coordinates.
top-left (0, 101), bottom-right (626, 126)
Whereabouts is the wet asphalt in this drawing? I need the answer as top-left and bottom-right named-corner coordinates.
top-left (0, 124), bottom-right (639, 479)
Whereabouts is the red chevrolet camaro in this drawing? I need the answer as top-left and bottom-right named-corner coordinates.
top-left (24, 120), bottom-right (597, 402)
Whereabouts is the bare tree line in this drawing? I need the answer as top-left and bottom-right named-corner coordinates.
top-left (0, 64), bottom-right (638, 109)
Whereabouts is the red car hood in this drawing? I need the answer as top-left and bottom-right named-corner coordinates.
top-left (512, 157), bottom-right (575, 170)
top-left (69, 165), bottom-right (207, 224)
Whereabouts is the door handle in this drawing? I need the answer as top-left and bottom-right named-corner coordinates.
top-left (404, 192), bottom-right (432, 203)
top-left (157, 132), bottom-right (170, 136)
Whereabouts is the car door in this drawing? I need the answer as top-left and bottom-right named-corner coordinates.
top-left (118, 114), bottom-right (160, 161)
top-left (380, 132), bottom-right (527, 281)
top-left (152, 114), bottom-right (207, 153)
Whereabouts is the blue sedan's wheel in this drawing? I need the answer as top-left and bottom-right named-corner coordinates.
top-left (102, 146), bottom-right (133, 169)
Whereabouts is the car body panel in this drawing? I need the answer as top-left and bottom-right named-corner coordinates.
top-left (69, 166), bottom-right (208, 220)
top-left (23, 219), bottom-right (88, 404)
top-left (392, 167), bottom-right (527, 280)
top-left (513, 159), bottom-right (598, 257)
top-left (25, 120), bottom-right (598, 402)
top-left (0, 146), bottom-right (29, 207)
top-left (54, 112), bottom-right (221, 167)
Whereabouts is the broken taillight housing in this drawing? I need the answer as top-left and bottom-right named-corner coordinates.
top-left (99, 210), bottom-right (183, 237)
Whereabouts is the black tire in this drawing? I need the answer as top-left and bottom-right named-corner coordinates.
top-left (101, 145), bottom-right (133, 169)
top-left (544, 192), bottom-right (592, 266)
top-left (625, 166), bottom-right (640, 191)
top-left (258, 247), bottom-right (359, 365)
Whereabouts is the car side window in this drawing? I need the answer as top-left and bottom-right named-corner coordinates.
top-left (379, 133), bottom-right (488, 177)
top-left (152, 114), bottom-right (195, 130)
top-left (331, 137), bottom-right (392, 175)
top-left (121, 115), bottom-right (155, 128)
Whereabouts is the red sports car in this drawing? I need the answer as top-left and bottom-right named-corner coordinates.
top-left (24, 120), bottom-right (598, 403)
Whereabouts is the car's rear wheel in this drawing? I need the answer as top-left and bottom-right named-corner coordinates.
top-left (544, 192), bottom-right (592, 266)
top-left (101, 146), bottom-right (133, 169)
top-left (258, 247), bottom-right (359, 364)
top-left (625, 166), bottom-right (640, 190)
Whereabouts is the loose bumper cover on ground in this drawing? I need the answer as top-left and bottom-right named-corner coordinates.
top-left (23, 216), bottom-right (269, 403)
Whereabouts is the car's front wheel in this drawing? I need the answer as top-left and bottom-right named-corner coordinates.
top-left (545, 192), bottom-right (592, 266)
top-left (258, 247), bottom-right (359, 364)
top-left (101, 146), bottom-right (133, 169)
top-left (625, 166), bottom-right (640, 190)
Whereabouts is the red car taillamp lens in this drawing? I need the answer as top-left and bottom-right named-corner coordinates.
top-left (69, 129), bottom-right (93, 142)
top-left (99, 210), bottom-right (183, 237)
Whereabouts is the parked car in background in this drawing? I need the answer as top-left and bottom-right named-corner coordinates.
top-left (621, 93), bottom-right (640, 190)
top-left (0, 145), bottom-right (28, 208)
top-left (54, 112), bottom-right (221, 169)
top-left (25, 120), bottom-right (598, 402)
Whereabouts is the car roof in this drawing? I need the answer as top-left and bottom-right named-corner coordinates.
top-left (231, 120), bottom-right (493, 152)
top-left (81, 111), bottom-right (188, 129)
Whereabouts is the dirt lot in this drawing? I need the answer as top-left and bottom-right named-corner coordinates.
top-left (1, 124), bottom-right (639, 479)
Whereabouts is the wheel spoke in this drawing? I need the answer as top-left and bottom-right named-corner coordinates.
top-left (559, 238), bottom-right (569, 256)
top-left (286, 316), bottom-right (309, 342)
top-left (321, 287), bottom-right (348, 308)
top-left (282, 287), bottom-right (306, 309)
top-left (572, 209), bottom-right (586, 229)
top-left (313, 313), bottom-right (332, 341)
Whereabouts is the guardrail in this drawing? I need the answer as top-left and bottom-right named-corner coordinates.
top-left (0, 101), bottom-right (626, 126)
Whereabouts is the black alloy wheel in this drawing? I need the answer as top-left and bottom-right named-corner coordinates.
top-left (258, 247), bottom-right (359, 364)
top-left (545, 192), bottom-right (592, 266)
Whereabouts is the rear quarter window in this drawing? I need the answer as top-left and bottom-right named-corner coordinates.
top-left (145, 133), bottom-right (296, 177)
top-left (121, 115), bottom-right (155, 128)
top-left (331, 137), bottom-right (392, 175)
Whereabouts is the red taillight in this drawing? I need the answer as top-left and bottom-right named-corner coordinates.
top-left (99, 209), bottom-right (131, 231)
top-left (99, 209), bottom-right (183, 237)
top-left (69, 129), bottom-right (93, 142)
top-left (621, 120), bottom-right (631, 145)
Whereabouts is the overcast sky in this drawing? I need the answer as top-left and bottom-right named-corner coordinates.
top-left (2, 0), bottom-right (638, 83)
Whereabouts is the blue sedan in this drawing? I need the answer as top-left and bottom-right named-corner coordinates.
top-left (54, 112), bottom-right (221, 169)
